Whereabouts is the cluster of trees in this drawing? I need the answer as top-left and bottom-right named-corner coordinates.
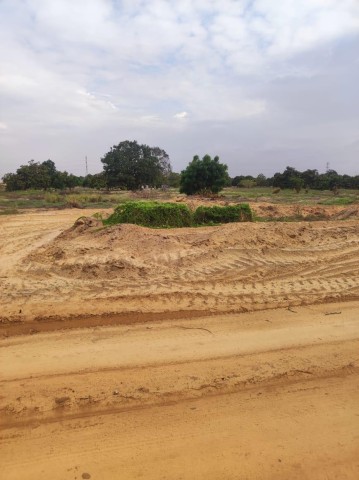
top-left (232, 167), bottom-right (359, 191)
top-left (2, 142), bottom-right (358, 194)
top-left (271, 166), bottom-right (359, 191)
top-left (2, 160), bottom-right (83, 191)
top-left (2, 141), bottom-right (181, 193)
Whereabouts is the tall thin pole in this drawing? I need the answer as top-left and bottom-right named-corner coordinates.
top-left (85, 156), bottom-right (88, 175)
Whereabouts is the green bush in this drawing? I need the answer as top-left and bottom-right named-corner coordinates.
top-left (193, 204), bottom-right (253, 224)
top-left (104, 201), bottom-right (192, 228)
top-left (103, 201), bottom-right (252, 229)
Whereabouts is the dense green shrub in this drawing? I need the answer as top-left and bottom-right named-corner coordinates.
top-left (103, 201), bottom-right (252, 229)
top-left (193, 204), bottom-right (253, 224)
top-left (104, 201), bottom-right (192, 228)
top-left (180, 155), bottom-right (229, 195)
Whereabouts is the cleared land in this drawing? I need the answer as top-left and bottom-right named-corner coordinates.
top-left (1, 206), bottom-right (359, 479)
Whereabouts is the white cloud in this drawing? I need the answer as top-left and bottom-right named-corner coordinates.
top-left (174, 112), bottom-right (188, 119)
top-left (0, 0), bottom-right (358, 176)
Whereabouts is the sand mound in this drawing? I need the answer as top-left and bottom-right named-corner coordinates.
top-left (1, 210), bottom-right (358, 326)
top-left (26, 217), bottom-right (336, 280)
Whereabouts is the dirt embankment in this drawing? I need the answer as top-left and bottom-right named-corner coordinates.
top-left (1, 210), bottom-right (358, 335)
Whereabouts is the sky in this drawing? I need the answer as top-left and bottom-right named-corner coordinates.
top-left (1, 0), bottom-right (359, 178)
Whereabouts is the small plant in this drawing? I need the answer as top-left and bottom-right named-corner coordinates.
top-left (290, 176), bottom-right (304, 193)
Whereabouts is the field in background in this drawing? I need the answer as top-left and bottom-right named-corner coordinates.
top-left (0, 184), bottom-right (358, 217)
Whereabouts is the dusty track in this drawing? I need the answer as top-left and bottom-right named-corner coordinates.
top-left (1, 209), bottom-right (359, 479)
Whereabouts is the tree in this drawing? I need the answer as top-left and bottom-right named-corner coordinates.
top-left (3, 160), bottom-right (53, 191)
top-left (256, 173), bottom-right (268, 187)
top-left (318, 169), bottom-right (340, 191)
top-left (2, 173), bottom-right (20, 191)
top-left (231, 175), bottom-right (256, 188)
top-left (83, 173), bottom-right (106, 189)
top-left (167, 171), bottom-right (181, 188)
top-left (231, 175), bottom-right (243, 187)
top-left (101, 140), bottom-right (171, 190)
top-left (290, 176), bottom-right (304, 193)
top-left (301, 169), bottom-right (319, 189)
top-left (240, 178), bottom-right (256, 188)
top-left (2, 159), bottom-right (84, 191)
top-left (273, 166), bottom-right (301, 189)
top-left (179, 154), bottom-right (229, 195)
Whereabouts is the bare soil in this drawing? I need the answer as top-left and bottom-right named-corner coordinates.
top-left (1, 208), bottom-right (358, 479)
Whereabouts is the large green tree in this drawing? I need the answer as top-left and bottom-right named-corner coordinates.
top-left (101, 140), bottom-right (171, 190)
top-left (180, 155), bottom-right (229, 195)
top-left (272, 166), bottom-right (301, 189)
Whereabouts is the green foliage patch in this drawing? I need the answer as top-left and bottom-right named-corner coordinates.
top-left (193, 204), bottom-right (253, 224)
top-left (103, 201), bottom-right (253, 228)
top-left (104, 201), bottom-right (192, 228)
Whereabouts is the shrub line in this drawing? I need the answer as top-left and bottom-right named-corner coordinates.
top-left (103, 201), bottom-right (253, 228)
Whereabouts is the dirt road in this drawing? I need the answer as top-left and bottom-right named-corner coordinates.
top-left (1, 210), bottom-right (359, 479)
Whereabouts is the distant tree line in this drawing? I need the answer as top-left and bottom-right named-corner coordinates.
top-left (2, 141), bottom-right (178, 192)
top-left (2, 146), bottom-right (358, 193)
top-left (2, 160), bottom-right (84, 191)
top-left (232, 166), bottom-right (359, 191)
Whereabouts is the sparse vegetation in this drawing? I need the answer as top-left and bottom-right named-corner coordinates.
top-left (0, 184), bottom-right (357, 221)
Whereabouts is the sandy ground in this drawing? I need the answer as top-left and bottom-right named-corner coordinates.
top-left (1, 208), bottom-right (359, 479)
